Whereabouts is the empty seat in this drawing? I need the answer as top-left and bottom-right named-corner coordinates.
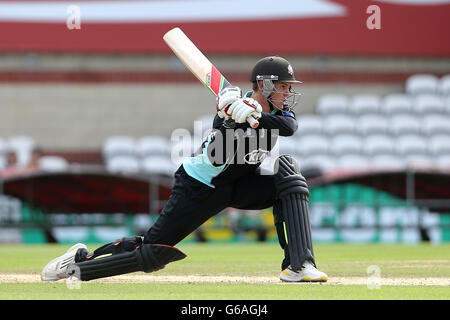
top-left (422, 114), bottom-right (450, 135)
top-left (389, 114), bottom-right (422, 135)
top-left (323, 114), bottom-right (356, 135)
top-left (277, 137), bottom-right (301, 156)
top-left (7, 136), bottom-right (37, 167)
top-left (329, 134), bottom-right (363, 155)
top-left (136, 136), bottom-right (171, 158)
top-left (413, 94), bottom-right (445, 114)
top-left (336, 154), bottom-right (371, 170)
top-left (429, 134), bottom-right (450, 155)
top-left (405, 74), bottom-right (439, 96)
top-left (395, 134), bottom-right (428, 156)
top-left (301, 154), bottom-right (336, 172)
top-left (438, 74), bottom-right (450, 96)
top-left (102, 136), bottom-right (137, 160)
top-left (356, 114), bottom-right (389, 136)
top-left (38, 156), bottom-right (69, 172)
top-left (296, 114), bottom-right (324, 136)
top-left (435, 154), bottom-right (450, 169)
top-left (349, 94), bottom-right (381, 115)
top-left (106, 155), bottom-right (140, 174)
top-left (141, 156), bottom-right (176, 176)
top-left (362, 134), bottom-right (396, 156)
top-left (316, 94), bottom-right (349, 115)
top-left (381, 94), bottom-right (413, 115)
top-left (297, 134), bottom-right (330, 155)
top-left (404, 154), bottom-right (434, 168)
top-left (371, 154), bottom-right (406, 170)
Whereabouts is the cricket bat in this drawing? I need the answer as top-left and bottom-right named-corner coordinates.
top-left (163, 27), bottom-right (259, 128)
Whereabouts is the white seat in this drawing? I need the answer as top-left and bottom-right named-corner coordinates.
top-left (38, 156), bottom-right (69, 172)
top-left (102, 136), bottom-right (137, 160)
top-left (371, 154), bottom-right (406, 170)
top-left (7, 136), bottom-right (37, 167)
top-left (405, 74), bottom-right (439, 96)
top-left (297, 134), bottom-right (330, 156)
top-left (435, 154), bottom-right (450, 169)
top-left (404, 154), bottom-right (434, 168)
top-left (301, 154), bottom-right (336, 172)
top-left (413, 94), bottom-right (445, 114)
top-left (349, 94), bottom-right (381, 115)
top-left (136, 136), bottom-right (171, 158)
top-left (356, 114), bottom-right (389, 136)
top-left (277, 137), bottom-right (301, 156)
top-left (323, 114), bottom-right (356, 135)
top-left (438, 74), bottom-right (450, 96)
top-left (106, 155), bottom-right (140, 174)
top-left (141, 155), bottom-right (176, 176)
top-left (389, 114), bottom-right (422, 135)
top-left (329, 134), bottom-right (363, 156)
top-left (362, 134), bottom-right (396, 156)
top-left (336, 154), bottom-right (371, 170)
top-left (422, 114), bottom-right (450, 135)
top-left (429, 134), bottom-right (450, 155)
top-left (296, 114), bottom-right (324, 136)
top-left (316, 94), bottom-right (349, 115)
top-left (381, 94), bottom-right (413, 115)
top-left (395, 134), bottom-right (428, 156)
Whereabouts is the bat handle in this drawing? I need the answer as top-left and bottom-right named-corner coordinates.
top-left (247, 116), bottom-right (259, 128)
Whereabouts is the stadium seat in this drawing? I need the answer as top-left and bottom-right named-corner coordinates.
top-left (370, 154), bottom-right (406, 170)
top-left (412, 94), bottom-right (445, 115)
top-left (435, 154), bottom-right (450, 169)
top-left (296, 114), bottom-right (324, 136)
top-left (136, 136), bottom-right (171, 158)
top-left (395, 134), bottom-right (428, 156)
top-left (297, 134), bottom-right (330, 156)
top-left (389, 114), bottom-right (422, 135)
top-left (356, 114), bottom-right (389, 136)
top-left (348, 94), bottom-right (381, 115)
top-left (429, 134), bottom-right (450, 155)
top-left (329, 134), bottom-right (363, 156)
top-left (336, 154), bottom-right (371, 170)
top-left (323, 114), bottom-right (356, 135)
top-left (102, 136), bottom-right (137, 160)
top-left (405, 74), bottom-right (439, 96)
top-left (422, 114), bottom-right (450, 136)
top-left (7, 136), bottom-right (37, 167)
top-left (301, 154), bottom-right (336, 172)
top-left (105, 155), bottom-right (140, 174)
top-left (38, 156), bottom-right (69, 172)
top-left (141, 155), bottom-right (176, 176)
top-left (316, 94), bottom-right (349, 115)
top-left (438, 74), bottom-right (450, 96)
top-left (380, 94), bottom-right (413, 115)
top-left (362, 134), bottom-right (396, 156)
top-left (404, 154), bottom-right (434, 168)
top-left (277, 136), bottom-right (301, 156)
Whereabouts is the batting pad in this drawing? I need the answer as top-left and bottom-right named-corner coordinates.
top-left (68, 244), bottom-right (186, 281)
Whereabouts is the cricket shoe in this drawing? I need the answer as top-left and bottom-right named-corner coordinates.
top-left (280, 261), bottom-right (328, 282)
top-left (41, 243), bottom-right (87, 281)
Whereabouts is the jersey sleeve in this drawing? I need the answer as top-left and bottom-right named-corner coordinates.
top-left (257, 110), bottom-right (298, 136)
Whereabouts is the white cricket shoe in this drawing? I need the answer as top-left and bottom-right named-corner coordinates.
top-left (280, 261), bottom-right (328, 282)
top-left (41, 243), bottom-right (87, 281)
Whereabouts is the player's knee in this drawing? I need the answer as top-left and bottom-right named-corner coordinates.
top-left (273, 155), bottom-right (309, 198)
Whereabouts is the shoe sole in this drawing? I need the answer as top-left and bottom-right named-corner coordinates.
top-left (280, 270), bottom-right (328, 282)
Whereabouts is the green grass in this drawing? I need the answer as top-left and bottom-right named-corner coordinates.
top-left (0, 243), bottom-right (449, 300)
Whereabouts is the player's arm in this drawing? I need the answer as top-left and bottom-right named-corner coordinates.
top-left (257, 111), bottom-right (298, 136)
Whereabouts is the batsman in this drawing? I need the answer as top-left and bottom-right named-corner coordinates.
top-left (42, 56), bottom-right (328, 283)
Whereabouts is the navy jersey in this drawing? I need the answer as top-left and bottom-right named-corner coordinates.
top-left (183, 92), bottom-right (298, 187)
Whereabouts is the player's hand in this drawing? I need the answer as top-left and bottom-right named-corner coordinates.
top-left (216, 86), bottom-right (242, 118)
top-left (230, 97), bottom-right (262, 124)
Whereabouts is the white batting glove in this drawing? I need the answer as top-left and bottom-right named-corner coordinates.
top-left (230, 97), bottom-right (262, 124)
top-left (216, 86), bottom-right (242, 118)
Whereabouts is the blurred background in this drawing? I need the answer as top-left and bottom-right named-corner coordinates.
top-left (0, 0), bottom-right (449, 245)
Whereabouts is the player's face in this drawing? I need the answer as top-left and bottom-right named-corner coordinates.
top-left (270, 82), bottom-right (292, 109)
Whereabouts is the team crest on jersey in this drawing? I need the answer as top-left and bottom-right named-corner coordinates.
top-left (244, 149), bottom-right (269, 164)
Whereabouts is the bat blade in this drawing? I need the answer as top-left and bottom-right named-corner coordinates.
top-left (163, 27), bottom-right (258, 128)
